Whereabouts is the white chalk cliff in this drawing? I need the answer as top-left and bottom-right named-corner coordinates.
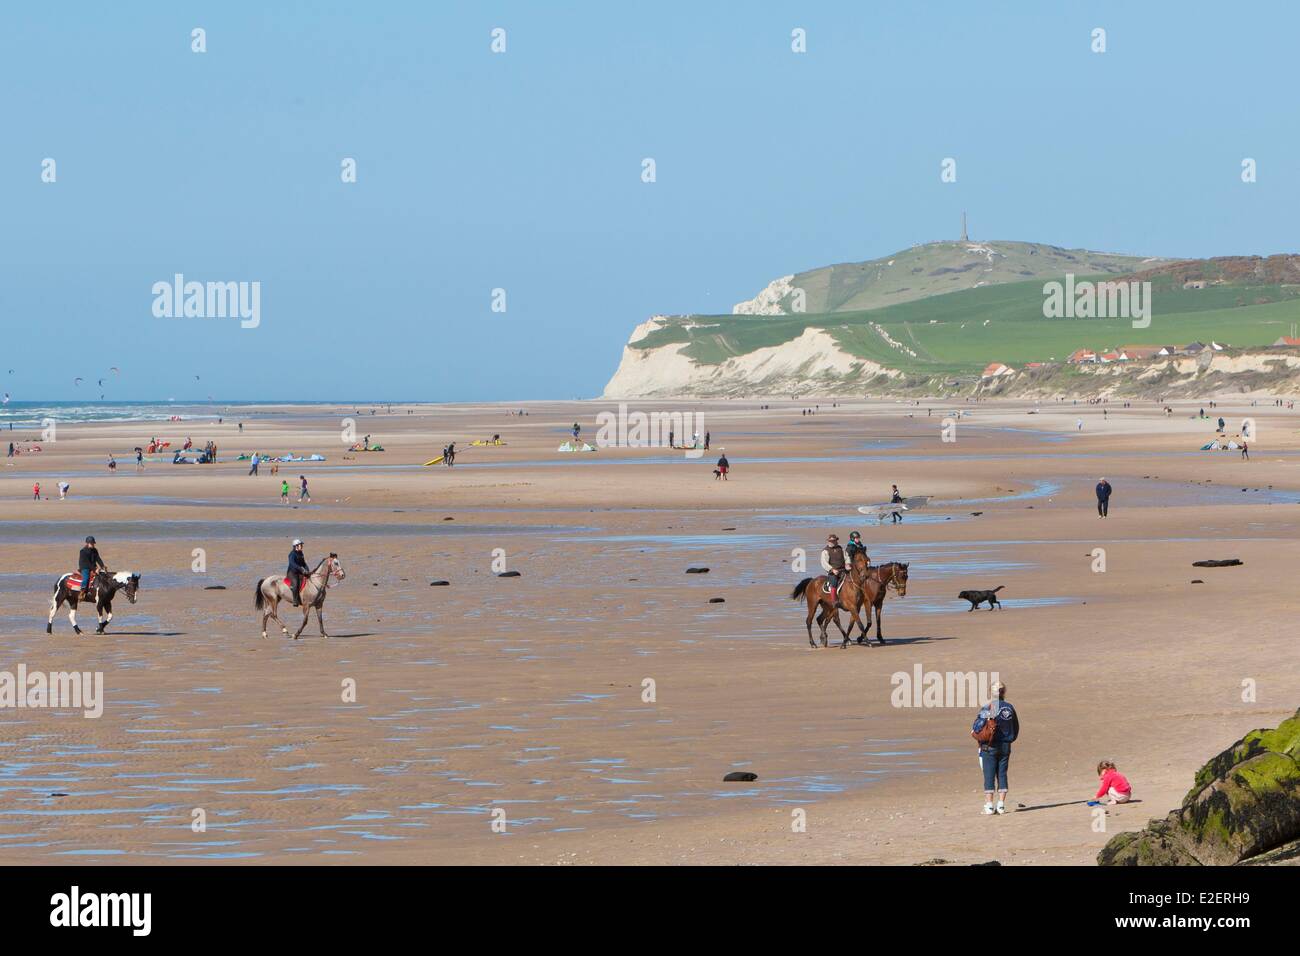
top-left (603, 326), bottom-right (899, 398)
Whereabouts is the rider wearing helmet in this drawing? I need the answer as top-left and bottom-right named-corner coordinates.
top-left (78, 535), bottom-right (107, 600)
top-left (287, 539), bottom-right (310, 606)
top-left (845, 531), bottom-right (868, 566)
top-left (820, 533), bottom-right (846, 605)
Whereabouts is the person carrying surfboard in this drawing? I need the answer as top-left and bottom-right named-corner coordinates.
top-left (889, 485), bottom-right (904, 523)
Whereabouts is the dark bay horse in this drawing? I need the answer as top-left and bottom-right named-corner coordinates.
top-left (47, 570), bottom-right (141, 635)
top-left (847, 561), bottom-right (910, 647)
top-left (790, 552), bottom-right (875, 648)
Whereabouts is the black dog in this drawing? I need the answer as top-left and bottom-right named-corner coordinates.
top-left (958, 586), bottom-right (1004, 611)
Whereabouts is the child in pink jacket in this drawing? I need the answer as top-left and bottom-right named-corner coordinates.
top-left (1095, 760), bottom-right (1132, 804)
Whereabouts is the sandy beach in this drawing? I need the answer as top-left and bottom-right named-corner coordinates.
top-left (1, 398), bottom-right (1296, 865)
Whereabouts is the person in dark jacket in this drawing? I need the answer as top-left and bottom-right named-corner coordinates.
top-left (845, 531), bottom-right (868, 565)
top-left (287, 539), bottom-right (310, 606)
top-left (1096, 477), bottom-right (1113, 518)
top-left (78, 535), bottom-right (107, 600)
top-left (972, 681), bottom-right (1020, 815)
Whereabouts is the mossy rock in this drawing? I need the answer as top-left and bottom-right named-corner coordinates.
top-left (1178, 751), bottom-right (1300, 864)
top-left (1098, 821), bottom-right (1203, 866)
top-left (1100, 707), bottom-right (1300, 866)
top-left (1190, 709), bottom-right (1300, 794)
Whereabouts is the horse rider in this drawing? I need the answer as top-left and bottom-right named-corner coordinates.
top-left (287, 539), bottom-right (310, 607)
top-left (845, 531), bottom-right (868, 565)
top-left (78, 535), bottom-right (107, 600)
top-left (820, 533), bottom-right (846, 605)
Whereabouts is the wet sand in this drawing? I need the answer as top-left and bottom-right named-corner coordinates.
top-left (1, 398), bottom-right (1297, 864)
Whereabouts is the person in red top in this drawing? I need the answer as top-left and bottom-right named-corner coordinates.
top-left (1095, 760), bottom-right (1132, 804)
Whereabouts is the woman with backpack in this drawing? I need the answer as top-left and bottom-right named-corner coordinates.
top-left (971, 681), bottom-right (1019, 815)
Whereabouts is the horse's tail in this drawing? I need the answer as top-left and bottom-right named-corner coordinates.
top-left (254, 579), bottom-right (265, 610)
top-left (791, 577), bottom-right (812, 601)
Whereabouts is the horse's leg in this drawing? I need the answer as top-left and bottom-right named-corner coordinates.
top-left (315, 599), bottom-right (328, 638)
top-left (265, 589), bottom-right (289, 638)
top-left (47, 589), bottom-right (61, 634)
top-left (805, 596), bottom-right (817, 648)
top-left (271, 586), bottom-right (290, 637)
top-left (68, 596), bottom-right (82, 635)
top-left (854, 597), bottom-right (870, 642)
top-left (874, 600), bottom-right (887, 645)
top-left (292, 593), bottom-right (312, 639)
top-left (842, 593), bottom-right (863, 648)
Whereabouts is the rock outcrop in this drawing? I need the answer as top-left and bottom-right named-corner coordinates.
top-left (1098, 708), bottom-right (1300, 865)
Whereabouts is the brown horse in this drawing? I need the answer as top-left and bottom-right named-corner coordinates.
top-left (790, 552), bottom-right (874, 648)
top-left (848, 561), bottom-right (910, 647)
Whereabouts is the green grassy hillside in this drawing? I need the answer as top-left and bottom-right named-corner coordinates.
top-left (637, 276), bottom-right (1300, 376)
top-left (748, 240), bottom-right (1155, 314)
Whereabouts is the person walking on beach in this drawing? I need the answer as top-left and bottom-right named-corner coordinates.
top-left (1076, 418), bottom-right (1084, 431)
top-left (715, 453), bottom-right (729, 480)
top-left (1096, 477), bottom-right (1112, 518)
top-left (249, 452), bottom-right (260, 476)
top-left (7, 442), bottom-right (13, 457)
top-left (298, 475), bottom-right (310, 502)
top-left (890, 484), bottom-right (904, 523)
top-left (280, 479), bottom-right (290, 504)
top-left (33, 481), bottom-right (40, 501)
top-left (972, 681), bottom-right (1019, 815)
top-left (108, 454), bottom-right (117, 473)
top-left (704, 431), bottom-right (710, 450)
top-left (1241, 440), bottom-right (1249, 460)
top-left (136, 447), bottom-right (144, 470)
top-left (58, 481), bottom-right (69, 500)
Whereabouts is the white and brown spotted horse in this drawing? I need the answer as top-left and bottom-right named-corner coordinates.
top-left (47, 570), bottom-right (141, 635)
top-left (254, 553), bottom-right (345, 639)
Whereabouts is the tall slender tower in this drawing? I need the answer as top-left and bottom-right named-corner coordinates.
top-left (960, 212), bottom-right (968, 242)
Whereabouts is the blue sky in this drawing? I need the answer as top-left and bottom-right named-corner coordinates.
top-left (2, 1), bottom-right (1296, 401)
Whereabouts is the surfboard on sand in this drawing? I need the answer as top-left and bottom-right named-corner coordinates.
top-left (857, 495), bottom-right (932, 520)
top-left (423, 456), bottom-right (444, 466)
